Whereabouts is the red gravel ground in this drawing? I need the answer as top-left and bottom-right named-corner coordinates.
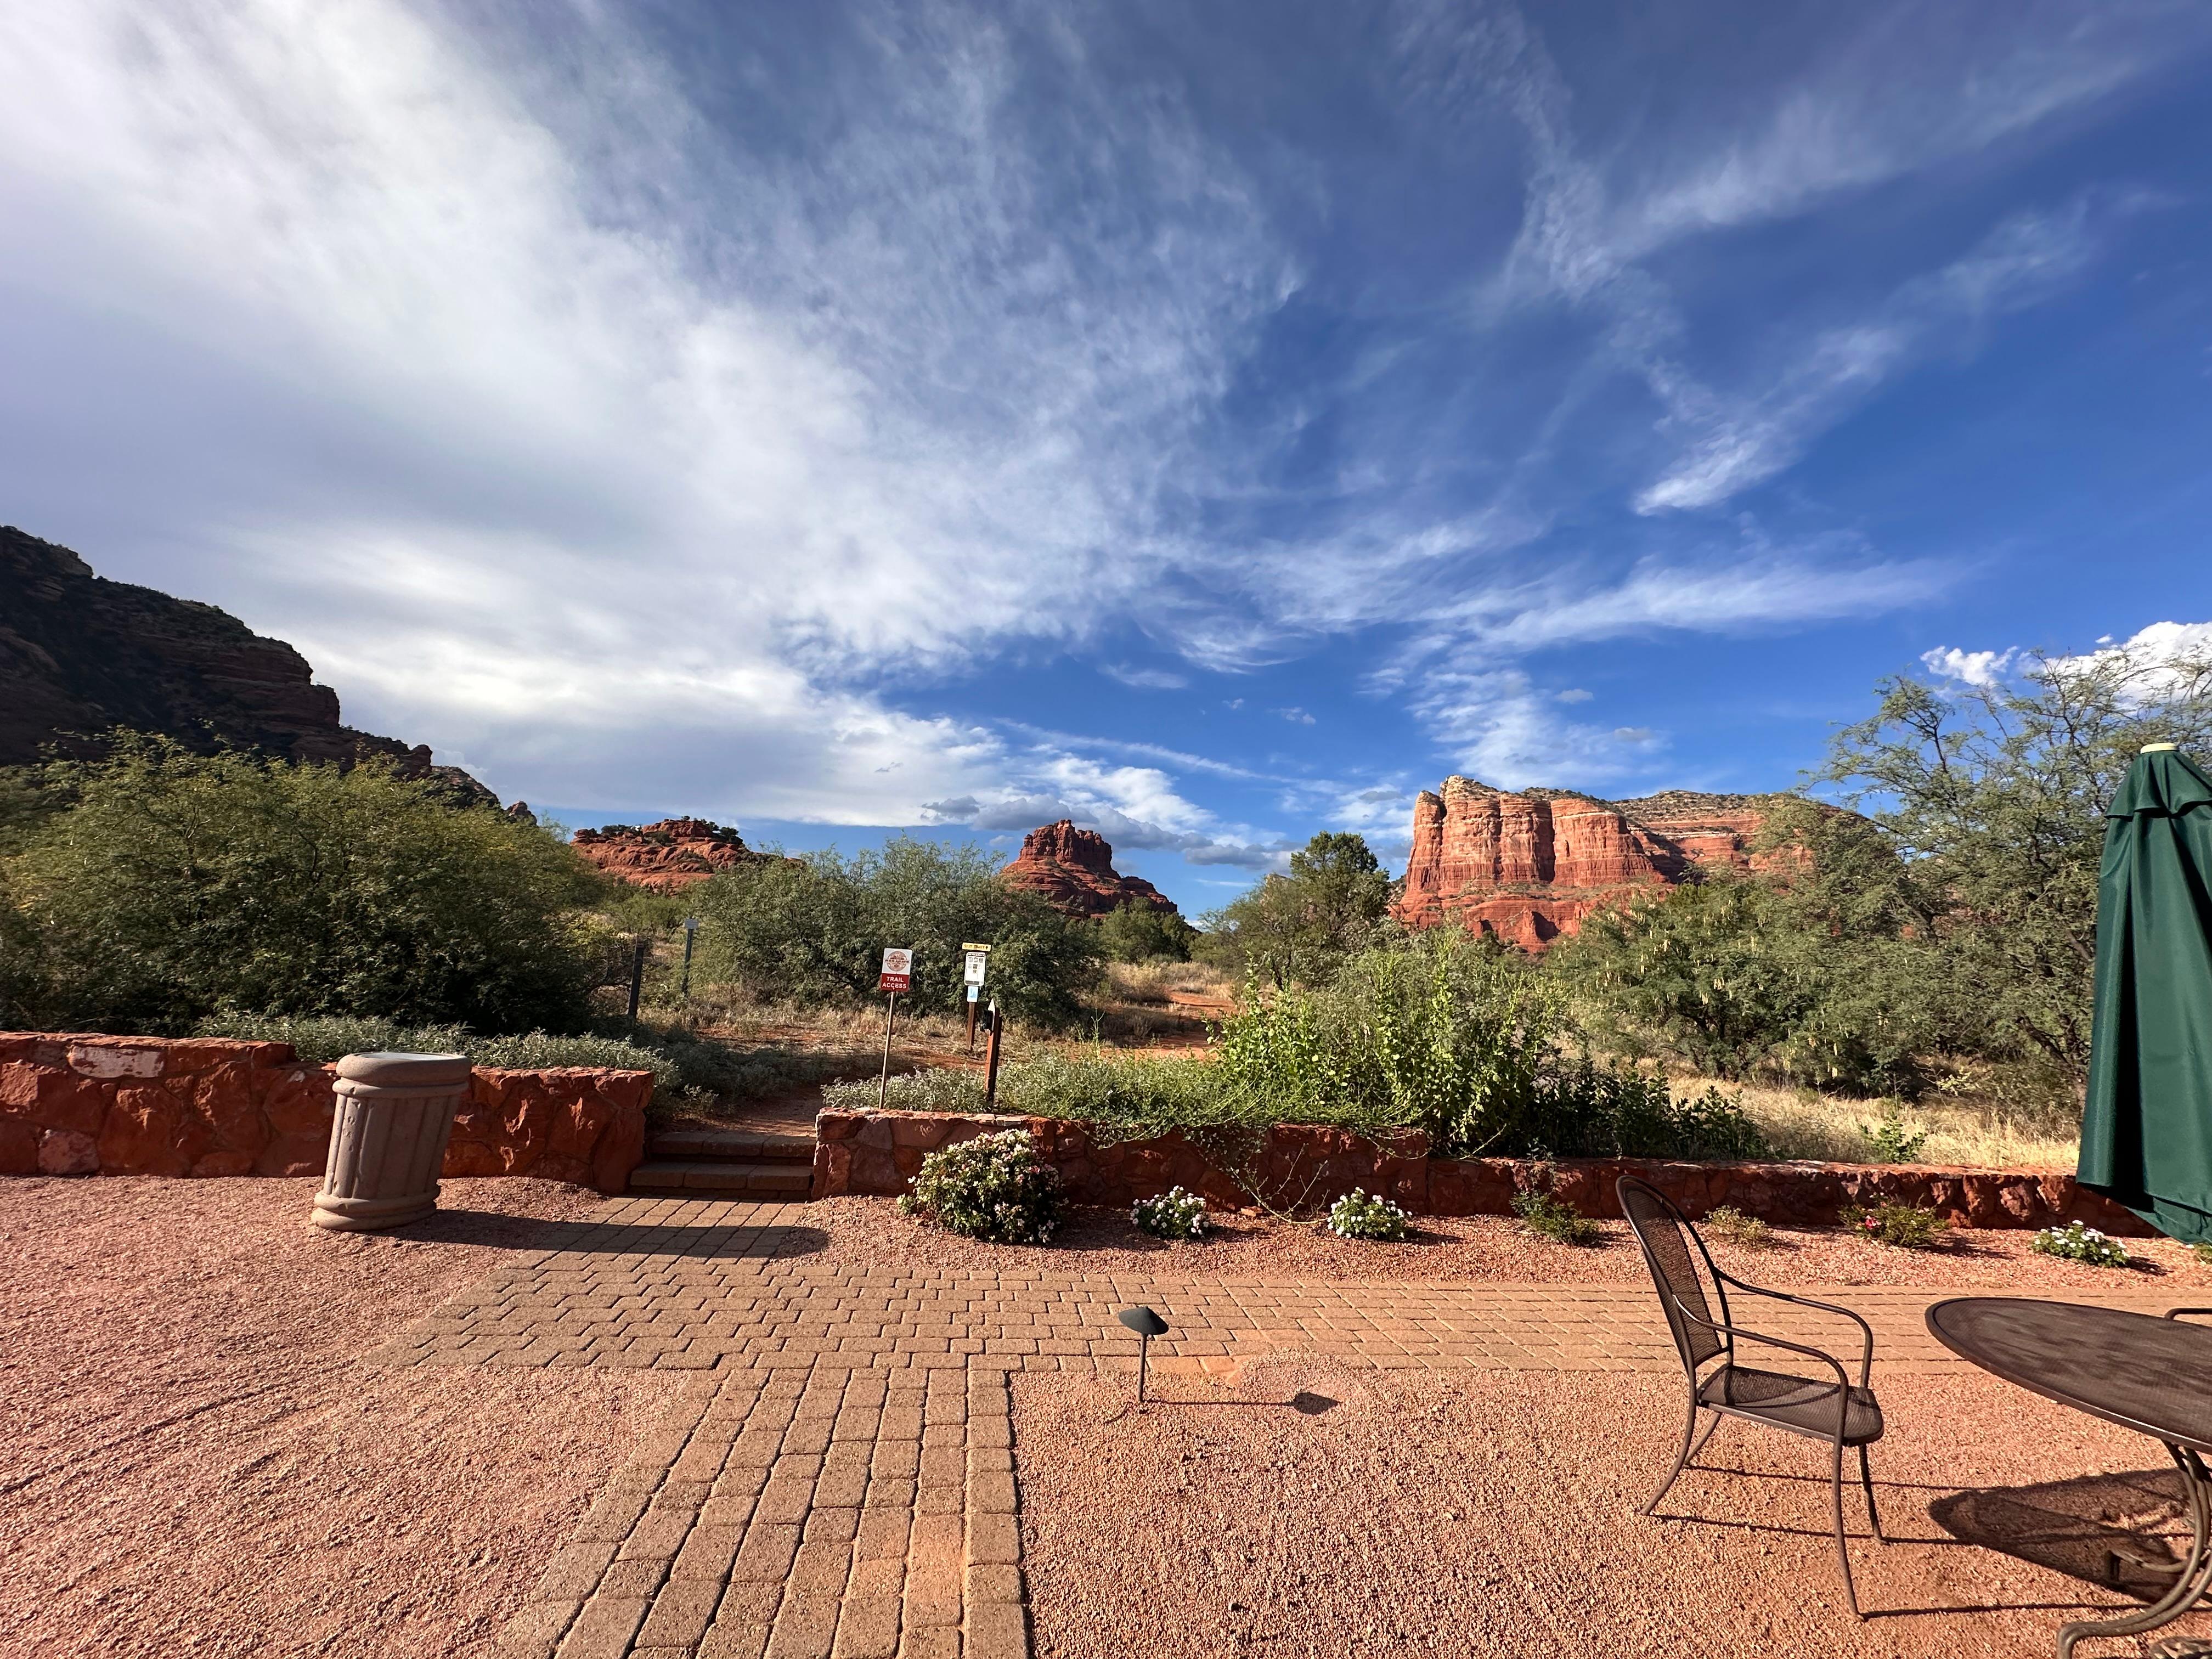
top-left (1014, 1356), bottom-right (2212, 1658)
top-left (0, 1176), bottom-right (678, 1659)
top-left (802, 1195), bottom-right (2212, 1291)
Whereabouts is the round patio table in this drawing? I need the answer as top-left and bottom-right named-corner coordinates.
top-left (1927, 1296), bottom-right (2212, 1658)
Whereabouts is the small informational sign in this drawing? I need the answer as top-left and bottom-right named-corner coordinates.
top-left (962, 947), bottom-right (989, 986)
top-left (879, 947), bottom-right (912, 994)
top-left (966, 984), bottom-right (980, 1002)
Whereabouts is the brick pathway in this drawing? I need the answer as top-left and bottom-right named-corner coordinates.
top-left (378, 1196), bottom-right (2181, 1658)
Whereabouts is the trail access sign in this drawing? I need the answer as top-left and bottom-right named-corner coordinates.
top-left (879, 948), bottom-right (912, 994)
top-left (962, 943), bottom-right (991, 986)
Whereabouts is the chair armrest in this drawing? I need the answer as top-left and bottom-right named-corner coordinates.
top-left (1713, 1273), bottom-right (1877, 1385)
top-left (1668, 1300), bottom-right (1860, 1437)
top-left (2165, 1308), bottom-right (2212, 1324)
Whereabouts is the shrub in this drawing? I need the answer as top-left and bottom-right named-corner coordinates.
top-left (2, 737), bottom-right (604, 1035)
top-left (2029, 1222), bottom-right (2130, 1268)
top-left (1327, 1188), bottom-right (1409, 1241)
top-left (1097, 903), bottom-right (1194, 964)
top-left (2196, 1240), bottom-right (2212, 1268)
top-left (897, 1130), bottom-right (1064, 1244)
top-left (1132, 1187), bottom-right (1207, 1239)
top-left (692, 839), bottom-right (1100, 1029)
top-left (196, 1011), bottom-right (846, 1105)
top-left (1210, 936), bottom-right (1770, 1160)
top-left (1513, 1189), bottom-right (1603, 1247)
top-left (1858, 1101), bottom-right (1931, 1163)
top-left (1700, 1205), bottom-right (1774, 1248)
top-left (824, 1069), bottom-right (988, 1115)
top-left (1841, 1202), bottom-right (1948, 1249)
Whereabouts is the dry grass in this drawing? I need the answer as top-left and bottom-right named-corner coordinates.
top-left (1101, 959), bottom-right (1235, 1007)
top-left (1727, 1079), bottom-right (2081, 1170)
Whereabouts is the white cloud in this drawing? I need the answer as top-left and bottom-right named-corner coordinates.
top-left (1921, 645), bottom-right (2017, 688)
top-left (2047, 620), bottom-right (2212, 700)
top-left (1101, 664), bottom-right (1190, 691)
top-left (1555, 687), bottom-right (1593, 703)
top-left (1637, 196), bottom-right (2119, 514)
top-left (0, 0), bottom-right (1289, 820)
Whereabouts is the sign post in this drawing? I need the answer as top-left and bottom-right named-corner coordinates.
top-left (961, 943), bottom-right (991, 1056)
top-left (679, 915), bottom-right (699, 999)
top-left (877, 948), bottom-right (912, 1108)
top-left (983, 997), bottom-right (1003, 1110)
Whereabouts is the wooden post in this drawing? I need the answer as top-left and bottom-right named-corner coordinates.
top-left (878, 993), bottom-right (897, 1109)
top-left (628, 938), bottom-right (648, 1020)
top-left (966, 995), bottom-right (978, 1056)
top-left (983, 1000), bottom-right (1002, 1110)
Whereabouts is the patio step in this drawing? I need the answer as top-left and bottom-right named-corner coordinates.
top-left (627, 1158), bottom-right (815, 1196)
top-left (647, 1126), bottom-right (815, 1163)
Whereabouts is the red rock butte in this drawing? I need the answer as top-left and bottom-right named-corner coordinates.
top-left (1392, 777), bottom-right (1797, 950)
top-left (998, 821), bottom-right (1180, 919)
top-left (570, 818), bottom-right (776, 893)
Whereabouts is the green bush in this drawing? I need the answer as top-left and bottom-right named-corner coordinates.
top-left (1, 737), bottom-right (605, 1035)
top-left (1326, 1188), bottom-right (1409, 1241)
top-left (1210, 936), bottom-right (1769, 1160)
top-left (823, 1069), bottom-right (988, 1115)
top-left (1512, 1189), bottom-right (1602, 1246)
top-left (2193, 1241), bottom-right (2212, 1268)
top-left (897, 1129), bottom-right (1065, 1244)
top-left (1699, 1205), bottom-right (1774, 1249)
top-left (1131, 1186), bottom-right (1208, 1239)
top-left (1858, 1101), bottom-right (1931, 1163)
top-left (198, 1011), bottom-right (852, 1104)
top-left (691, 839), bottom-right (1099, 1029)
top-left (1841, 1201), bottom-right (1949, 1249)
top-left (1096, 902), bottom-right (1193, 964)
top-left (2029, 1222), bottom-right (2130, 1267)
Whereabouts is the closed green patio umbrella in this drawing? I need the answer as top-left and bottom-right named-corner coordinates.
top-left (2080, 744), bottom-right (2212, 1243)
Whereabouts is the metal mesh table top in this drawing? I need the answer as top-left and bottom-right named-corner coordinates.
top-left (1927, 1297), bottom-right (2212, 1453)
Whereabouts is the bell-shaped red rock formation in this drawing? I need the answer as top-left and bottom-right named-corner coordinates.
top-left (1392, 777), bottom-right (1788, 949)
top-left (999, 821), bottom-right (1180, 919)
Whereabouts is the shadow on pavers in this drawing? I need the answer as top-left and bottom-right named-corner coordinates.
top-left (390, 1209), bottom-right (832, 1261)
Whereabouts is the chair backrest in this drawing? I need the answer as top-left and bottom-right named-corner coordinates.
top-left (1616, 1177), bottom-right (1730, 1373)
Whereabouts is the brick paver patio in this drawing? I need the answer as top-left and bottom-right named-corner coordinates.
top-left (382, 1197), bottom-right (2181, 1658)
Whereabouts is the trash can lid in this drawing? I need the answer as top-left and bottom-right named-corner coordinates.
top-left (335, 1050), bottom-right (473, 1087)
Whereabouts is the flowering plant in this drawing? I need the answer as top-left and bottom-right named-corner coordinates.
top-left (1328, 1188), bottom-right (1410, 1242)
top-left (1132, 1187), bottom-right (1207, 1240)
top-left (2029, 1221), bottom-right (2130, 1268)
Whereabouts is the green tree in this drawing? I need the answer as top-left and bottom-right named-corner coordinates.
top-left (1816, 645), bottom-right (2212, 1079)
top-left (1094, 900), bottom-right (1194, 963)
top-left (1, 736), bottom-right (607, 1033)
top-left (691, 837), bottom-right (1099, 1028)
top-left (1202, 831), bottom-right (1391, 987)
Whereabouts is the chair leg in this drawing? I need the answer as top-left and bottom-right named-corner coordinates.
top-left (1644, 1398), bottom-right (1706, 1515)
top-left (1831, 1438), bottom-right (1863, 1618)
top-left (1859, 1445), bottom-right (1885, 1544)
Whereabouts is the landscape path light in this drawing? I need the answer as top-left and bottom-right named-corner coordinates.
top-left (1118, 1305), bottom-right (1169, 1403)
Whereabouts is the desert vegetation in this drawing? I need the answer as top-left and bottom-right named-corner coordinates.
top-left (4, 642), bottom-right (2206, 1174)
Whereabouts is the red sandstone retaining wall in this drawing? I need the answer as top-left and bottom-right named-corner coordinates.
top-left (814, 1108), bottom-right (2147, 1234)
top-left (0, 1033), bottom-right (650, 1194)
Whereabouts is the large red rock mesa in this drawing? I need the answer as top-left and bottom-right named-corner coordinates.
top-left (569, 818), bottom-right (774, 893)
top-left (1392, 777), bottom-right (1791, 950)
top-left (999, 821), bottom-right (1179, 919)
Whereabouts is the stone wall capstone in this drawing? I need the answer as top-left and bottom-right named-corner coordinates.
top-left (0, 1033), bottom-right (648, 1193)
top-left (812, 1107), bottom-right (2146, 1234)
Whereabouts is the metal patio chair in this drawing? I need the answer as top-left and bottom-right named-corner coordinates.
top-left (1616, 1176), bottom-right (1887, 1617)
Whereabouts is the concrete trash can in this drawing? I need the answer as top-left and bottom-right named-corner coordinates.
top-left (311, 1050), bottom-right (473, 1232)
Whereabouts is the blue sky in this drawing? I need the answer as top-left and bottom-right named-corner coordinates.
top-left (4, 3), bottom-right (2210, 914)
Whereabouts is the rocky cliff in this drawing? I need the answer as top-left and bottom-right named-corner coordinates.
top-left (1392, 777), bottom-right (1792, 949)
top-left (570, 819), bottom-right (780, 893)
top-left (0, 525), bottom-right (492, 802)
top-left (999, 821), bottom-right (1179, 919)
